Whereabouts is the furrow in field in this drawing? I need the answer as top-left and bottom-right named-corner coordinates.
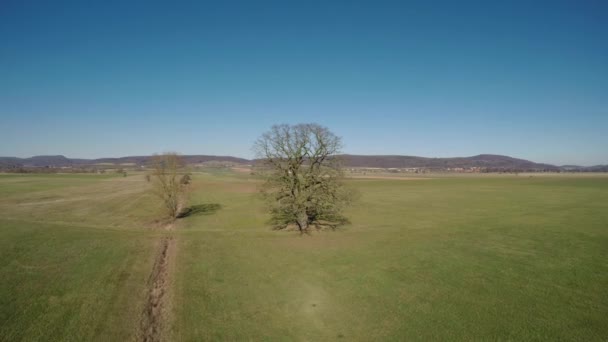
top-left (139, 235), bottom-right (174, 342)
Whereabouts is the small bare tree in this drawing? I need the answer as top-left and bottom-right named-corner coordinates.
top-left (254, 123), bottom-right (353, 231)
top-left (150, 153), bottom-right (188, 219)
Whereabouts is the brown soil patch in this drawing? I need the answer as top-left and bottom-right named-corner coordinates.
top-left (347, 175), bottom-right (433, 180)
top-left (139, 236), bottom-right (174, 342)
top-left (231, 166), bottom-right (252, 173)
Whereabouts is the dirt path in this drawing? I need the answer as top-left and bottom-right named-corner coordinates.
top-left (139, 235), bottom-right (175, 342)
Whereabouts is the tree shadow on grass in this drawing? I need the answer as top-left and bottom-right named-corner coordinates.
top-left (177, 203), bottom-right (222, 219)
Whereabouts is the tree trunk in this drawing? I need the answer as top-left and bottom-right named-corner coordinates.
top-left (296, 212), bottom-right (309, 231)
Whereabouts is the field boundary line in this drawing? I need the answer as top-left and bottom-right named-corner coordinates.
top-left (139, 235), bottom-right (175, 342)
top-left (0, 217), bottom-right (147, 233)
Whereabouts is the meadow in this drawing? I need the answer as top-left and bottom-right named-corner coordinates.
top-left (1, 172), bottom-right (607, 340)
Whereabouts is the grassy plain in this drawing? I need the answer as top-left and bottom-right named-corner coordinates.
top-left (0, 174), bottom-right (161, 341)
top-left (1, 172), bottom-right (607, 340)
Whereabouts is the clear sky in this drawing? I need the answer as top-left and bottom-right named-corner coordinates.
top-left (1, 1), bottom-right (606, 165)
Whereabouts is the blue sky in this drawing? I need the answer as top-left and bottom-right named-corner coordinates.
top-left (1, 1), bottom-right (606, 165)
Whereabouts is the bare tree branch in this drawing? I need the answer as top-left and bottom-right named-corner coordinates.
top-left (150, 152), bottom-right (189, 219)
top-left (253, 123), bottom-right (353, 231)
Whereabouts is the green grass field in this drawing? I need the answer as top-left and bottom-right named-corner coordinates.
top-left (1, 172), bottom-right (607, 340)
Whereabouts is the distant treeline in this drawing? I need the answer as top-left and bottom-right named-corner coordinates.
top-left (0, 166), bottom-right (111, 174)
top-left (3, 165), bottom-right (606, 174)
top-left (2, 154), bottom-right (606, 172)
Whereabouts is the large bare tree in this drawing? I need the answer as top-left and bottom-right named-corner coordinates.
top-left (150, 153), bottom-right (188, 219)
top-left (254, 123), bottom-right (353, 231)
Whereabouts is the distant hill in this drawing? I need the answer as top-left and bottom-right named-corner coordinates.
top-left (72, 155), bottom-right (250, 166)
top-left (0, 155), bottom-right (249, 168)
top-left (579, 165), bottom-right (608, 172)
top-left (338, 154), bottom-right (561, 171)
top-left (0, 154), bottom-right (605, 172)
top-left (0, 155), bottom-right (74, 167)
top-left (0, 157), bottom-right (23, 168)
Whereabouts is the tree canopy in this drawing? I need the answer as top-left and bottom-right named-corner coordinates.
top-left (254, 123), bottom-right (353, 231)
top-left (150, 153), bottom-right (188, 219)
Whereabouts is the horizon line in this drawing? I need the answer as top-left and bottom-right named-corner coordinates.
top-left (1, 153), bottom-right (605, 168)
